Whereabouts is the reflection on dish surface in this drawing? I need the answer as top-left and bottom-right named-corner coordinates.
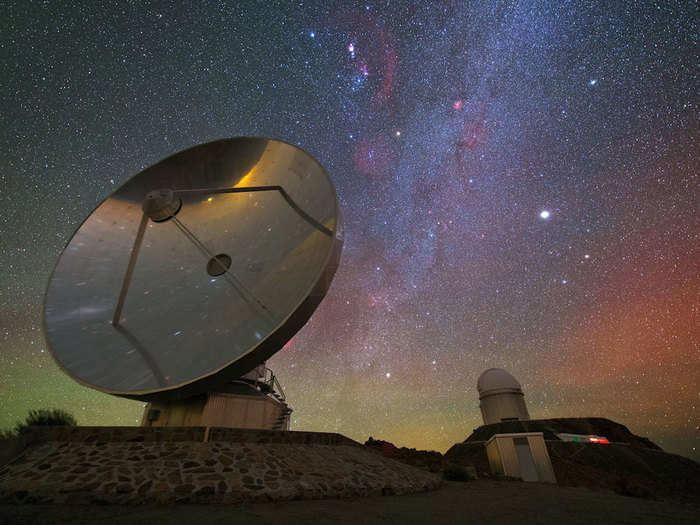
top-left (44, 138), bottom-right (341, 398)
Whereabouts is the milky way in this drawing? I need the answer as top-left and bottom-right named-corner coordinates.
top-left (1, 2), bottom-right (697, 459)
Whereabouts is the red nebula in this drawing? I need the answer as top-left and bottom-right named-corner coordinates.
top-left (373, 43), bottom-right (397, 109)
top-left (453, 102), bottom-right (490, 181)
top-left (452, 99), bottom-right (464, 111)
top-left (354, 58), bottom-right (369, 77)
top-left (329, 10), bottom-right (398, 109)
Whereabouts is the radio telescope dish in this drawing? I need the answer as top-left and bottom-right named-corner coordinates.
top-left (44, 138), bottom-right (343, 401)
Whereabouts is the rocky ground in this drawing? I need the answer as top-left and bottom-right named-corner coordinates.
top-left (1, 479), bottom-right (698, 525)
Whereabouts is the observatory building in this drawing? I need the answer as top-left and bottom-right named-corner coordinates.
top-left (477, 368), bottom-right (531, 425)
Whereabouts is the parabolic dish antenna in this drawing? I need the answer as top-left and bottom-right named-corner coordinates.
top-left (44, 138), bottom-right (343, 401)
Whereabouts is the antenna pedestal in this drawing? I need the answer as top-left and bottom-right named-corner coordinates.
top-left (141, 366), bottom-right (292, 431)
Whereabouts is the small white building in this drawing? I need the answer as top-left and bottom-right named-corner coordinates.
top-left (477, 368), bottom-right (530, 425)
top-left (486, 432), bottom-right (557, 483)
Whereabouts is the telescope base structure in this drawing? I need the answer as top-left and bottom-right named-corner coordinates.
top-left (1, 427), bottom-right (441, 505)
top-left (142, 377), bottom-right (292, 431)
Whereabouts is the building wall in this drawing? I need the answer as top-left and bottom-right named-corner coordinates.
top-left (527, 435), bottom-right (557, 483)
top-left (486, 433), bottom-right (556, 483)
top-left (496, 437), bottom-right (521, 478)
top-left (143, 396), bottom-right (207, 427)
top-left (479, 392), bottom-right (530, 425)
top-left (486, 439), bottom-right (503, 476)
top-left (143, 393), bottom-right (288, 430)
top-left (201, 393), bottom-right (285, 429)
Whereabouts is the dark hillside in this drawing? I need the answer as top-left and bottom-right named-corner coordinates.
top-left (462, 418), bottom-right (661, 449)
top-left (445, 418), bottom-right (699, 504)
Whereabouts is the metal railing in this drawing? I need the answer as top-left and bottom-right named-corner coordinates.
top-left (260, 367), bottom-right (286, 402)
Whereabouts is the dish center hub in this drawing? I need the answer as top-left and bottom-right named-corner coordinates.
top-left (143, 189), bottom-right (182, 222)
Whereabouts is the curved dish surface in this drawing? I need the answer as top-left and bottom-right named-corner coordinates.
top-left (44, 138), bottom-right (342, 401)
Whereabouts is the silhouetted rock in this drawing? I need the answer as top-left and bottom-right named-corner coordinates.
top-left (364, 437), bottom-right (447, 473)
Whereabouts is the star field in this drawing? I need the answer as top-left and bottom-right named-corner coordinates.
top-left (1, 2), bottom-right (697, 460)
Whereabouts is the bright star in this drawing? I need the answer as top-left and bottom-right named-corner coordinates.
top-left (386, 372), bottom-right (391, 378)
top-left (540, 210), bottom-right (550, 219)
top-left (309, 31), bottom-right (315, 38)
top-left (589, 79), bottom-right (597, 86)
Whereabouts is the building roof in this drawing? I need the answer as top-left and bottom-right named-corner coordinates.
top-left (477, 368), bottom-right (523, 397)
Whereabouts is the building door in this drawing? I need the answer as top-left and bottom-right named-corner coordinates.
top-left (513, 437), bottom-right (538, 481)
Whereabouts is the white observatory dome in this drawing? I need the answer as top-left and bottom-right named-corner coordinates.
top-left (477, 368), bottom-right (523, 395)
top-left (477, 368), bottom-right (530, 426)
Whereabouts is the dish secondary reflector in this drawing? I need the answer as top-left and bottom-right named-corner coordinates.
top-left (44, 138), bottom-right (342, 401)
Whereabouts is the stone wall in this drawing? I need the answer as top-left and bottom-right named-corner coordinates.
top-left (0, 427), bottom-right (440, 504)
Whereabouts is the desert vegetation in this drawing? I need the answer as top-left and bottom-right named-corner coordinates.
top-left (0, 408), bottom-right (76, 439)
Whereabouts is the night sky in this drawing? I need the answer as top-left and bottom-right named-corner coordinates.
top-left (1, 2), bottom-right (697, 460)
